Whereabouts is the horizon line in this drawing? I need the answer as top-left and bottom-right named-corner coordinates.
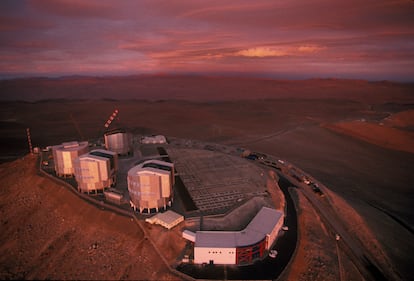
top-left (1, 72), bottom-right (413, 84)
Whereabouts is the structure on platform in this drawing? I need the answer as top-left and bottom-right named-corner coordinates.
top-left (74, 149), bottom-right (118, 194)
top-left (145, 210), bottom-right (184, 229)
top-left (141, 135), bottom-right (167, 144)
top-left (52, 141), bottom-right (89, 177)
top-left (183, 207), bottom-right (284, 265)
top-left (104, 129), bottom-right (133, 156)
top-left (127, 159), bottom-right (174, 213)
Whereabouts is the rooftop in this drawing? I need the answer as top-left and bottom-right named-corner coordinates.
top-left (195, 207), bottom-right (283, 248)
top-left (54, 141), bottom-right (88, 151)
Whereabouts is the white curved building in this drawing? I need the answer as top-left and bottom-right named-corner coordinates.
top-left (104, 129), bottom-right (132, 156)
top-left (74, 149), bottom-right (118, 194)
top-left (127, 159), bottom-right (174, 213)
top-left (184, 207), bottom-right (284, 265)
top-left (52, 141), bottom-right (89, 177)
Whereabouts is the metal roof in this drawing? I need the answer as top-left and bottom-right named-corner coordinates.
top-left (195, 207), bottom-right (283, 248)
top-left (142, 162), bottom-right (172, 171)
top-left (146, 210), bottom-right (184, 229)
top-left (129, 159), bottom-right (173, 176)
top-left (77, 154), bottom-right (108, 163)
top-left (154, 210), bottom-right (183, 224)
top-left (54, 141), bottom-right (88, 151)
top-left (90, 149), bottom-right (116, 157)
top-left (104, 128), bottom-right (126, 135)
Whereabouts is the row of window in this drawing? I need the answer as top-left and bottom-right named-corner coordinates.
top-left (207, 251), bottom-right (235, 255)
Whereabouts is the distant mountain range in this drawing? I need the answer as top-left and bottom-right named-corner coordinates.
top-left (1, 75), bottom-right (413, 103)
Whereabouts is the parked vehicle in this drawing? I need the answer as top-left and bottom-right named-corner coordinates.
top-left (269, 250), bottom-right (278, 258)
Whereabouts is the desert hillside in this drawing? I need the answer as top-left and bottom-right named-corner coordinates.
top-left (0, 156), bottom-right (180, 280)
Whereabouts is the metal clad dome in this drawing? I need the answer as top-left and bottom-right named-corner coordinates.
top-left (127, 159), bottom-right (174, 213)
top-left (74, 149), bottom-right (118, 194)
top-left (104, 129), bottom-right (132, 156)
top-left (52, 141), bottom-right (89, 177)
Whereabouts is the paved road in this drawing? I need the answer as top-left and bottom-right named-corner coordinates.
top-left (271, 165), bottom-right (393, 281)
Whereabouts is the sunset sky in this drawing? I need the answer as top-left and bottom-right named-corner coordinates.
top-left (1, 0), bottom-right (413, 81)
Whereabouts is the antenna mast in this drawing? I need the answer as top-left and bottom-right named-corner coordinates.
top-left (104, 109), bottom-right (119, 129)
top-left (26, 128), bottom-right (33, 155)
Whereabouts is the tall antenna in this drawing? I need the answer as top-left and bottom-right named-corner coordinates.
top-left (26, 128), bottom-right (33, 155)
top-left (104, 109), bottom-right (119, 129)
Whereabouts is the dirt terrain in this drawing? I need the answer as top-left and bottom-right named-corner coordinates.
top-left (0, 156), bottom-right (183, 280)
top-left (323, 109), bottom-right (414, 154)
top-left (1, 76), bottom-right (414, 280)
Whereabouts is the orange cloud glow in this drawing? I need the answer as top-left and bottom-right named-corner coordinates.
top-left (235, 47), bottom-right (288, 58)
top-left (235, 44), bottom-right (325, 58)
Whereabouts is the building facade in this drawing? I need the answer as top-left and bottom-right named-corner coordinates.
top-left (74, 149), bottom-right (117, 194)
top-left (186, 207), bottom-right (284, 265)
top-left (127, 159), bottom-right (174, 213)
top-left (104, 129), bottom-right (132, 156)
top-left (52, 141), bottom-right (89, 177)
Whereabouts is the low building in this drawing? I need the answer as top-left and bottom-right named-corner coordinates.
top-left (145, 210), bottom-right (184, 229)
top-left (52, 141), bottom-right (89, 177)
top-left (141, 135), bottom-right (167, 144)
top-left (104, 188), bottom-right (124, 205)
top-left (184, 207), bottom-right (284, 265)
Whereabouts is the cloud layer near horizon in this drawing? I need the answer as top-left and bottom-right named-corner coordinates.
top-left (1, 0), bottom-right (413, 80)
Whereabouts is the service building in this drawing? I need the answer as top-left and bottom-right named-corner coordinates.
top-left (185, 207), bottom-right (283, 265)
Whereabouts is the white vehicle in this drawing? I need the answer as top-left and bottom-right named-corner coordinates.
top-left (269, 250), bottom-right (278, 258)
top-left (282, 226), bottom-right (289, 231)
top-left (303, 178), bottom-right (311, 185)
top-left (336, 234), bottom-right (341, 241)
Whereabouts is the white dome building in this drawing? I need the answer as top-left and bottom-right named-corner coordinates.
top-left (127, 159), bottom-right (174, 213)
top-left (104, 129), bottom-right (132, 156)
top-left (74, 149), bottom-right (118, 194)
top-left (52, 141), bottom-right (89, 177)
